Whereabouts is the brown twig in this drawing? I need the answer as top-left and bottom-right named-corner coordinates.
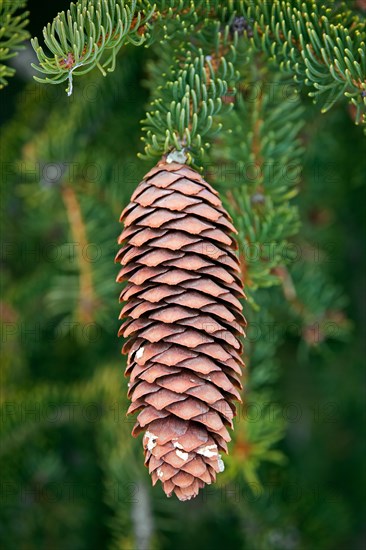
top-left (61, 185), bottom-right (96, 324)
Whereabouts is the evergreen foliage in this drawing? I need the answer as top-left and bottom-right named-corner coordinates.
top-left (0, 0), bottom-right (30, 88)
top-left (0, 0), bottom-right (365, 547)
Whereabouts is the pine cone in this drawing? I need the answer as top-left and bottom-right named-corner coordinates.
top-left (116, 160), bottom-right (246, 501)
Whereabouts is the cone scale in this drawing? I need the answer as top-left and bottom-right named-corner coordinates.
top-left (116, 160), bottom-right (246, 501)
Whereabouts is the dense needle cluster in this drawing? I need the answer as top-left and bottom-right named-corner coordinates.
top-left (116, 160), bottom-right (246, 500)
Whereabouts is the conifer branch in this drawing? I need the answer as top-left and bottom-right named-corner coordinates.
top-left (30, 0), bottom-right (366, 125)
top-left (61, 185), bottom-right (97, 324)
top-left (0, 0), bottom-right (30, 88)
top-left (241, 0), bottom-right (366, 124)
top-left (140, 49), bottom-right (239, 165)
top-left (31, 0), bottom-right (154, 95)
top-left (214, 75), bottom-right (304, 304)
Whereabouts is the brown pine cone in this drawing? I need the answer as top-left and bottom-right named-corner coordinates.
top-left (116, 159), bottom-right (246, 501)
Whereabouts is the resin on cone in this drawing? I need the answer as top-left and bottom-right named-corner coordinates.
top-left (116, 159), bottom-right (246, 501)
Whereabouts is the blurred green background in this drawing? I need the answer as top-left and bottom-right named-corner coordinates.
top-left (1, 1), bottom-right (365, 549)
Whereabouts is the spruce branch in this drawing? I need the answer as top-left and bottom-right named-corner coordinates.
top-left (214, 75), bottom-right (305, 303)
top-left (44, 190), bottom-right (116, 337)
top-left (144, 0), bottom-right (247, 45)
top-left (31, 0), bottom-right (154, 95)
top-left (61, 185), bottom-right (97, 325)
top-left (140, 49), bottom-right (239, 165)
top-left (29, 0), bottom-right (246, 95)
top-left (0, 0), bottom-right (30, 88)
top-left (241, 0), bottom-right (366, 124)
top-left (224, 390), bottom-right (286, 486)
top-left (29, 0), bottom-right (366, 119)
